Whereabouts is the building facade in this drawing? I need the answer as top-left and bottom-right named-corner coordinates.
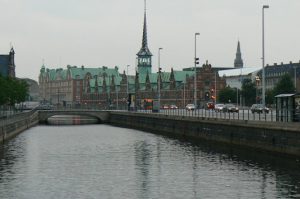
top-left (0, 48), bottom-right (15, 78)
top-left (257, 61), bottom-right (300, 92)
top-left (38, 62), bottom-right (226, 109)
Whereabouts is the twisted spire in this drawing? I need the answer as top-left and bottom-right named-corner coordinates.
top-left (137, 0), bottom-right (152, 56)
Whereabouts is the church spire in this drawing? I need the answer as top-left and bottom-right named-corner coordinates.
top-left (234, 41), bottom-right (243, 68)
top-left (136, 0), bottom-right (152, 75)
top-left (137, 0), bottom-right (152, 57)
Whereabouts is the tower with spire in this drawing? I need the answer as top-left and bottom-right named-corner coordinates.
top-left (234, 41), bottom-right (243, 68)
top-left (136, 0), bottom-right (152, 75)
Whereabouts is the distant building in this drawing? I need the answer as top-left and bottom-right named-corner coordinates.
top-left (39, 65), bottom-right (121, 107)
top-left (257, 61), bottom-right (300, 92)
top-left (21, 78), bottom-right (40, 101)
top-left (0, 48), bottom-right (16, 77)
top-left (219, 67), bottom-right (261, 89)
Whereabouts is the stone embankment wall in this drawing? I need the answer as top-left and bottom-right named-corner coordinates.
top-left (0, 110), bottom-right (39, 143)
top-left (109, 112), bottom-right (300, 157)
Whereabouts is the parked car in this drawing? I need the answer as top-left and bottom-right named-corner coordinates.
top-left (205, 102), bottom-right (215, 110)
top-left (223, 104), bottom-right (239, 113)
top-left (162, 104), bottom-right (169, 109)
top-left (251, 104), bottom-right (269, 113)
top-left (169, 104), bottom-right (178, 109)
top-left (186, 104), bottom-right (196, 111)
top-left (214, 104), bottom-right (225, 112)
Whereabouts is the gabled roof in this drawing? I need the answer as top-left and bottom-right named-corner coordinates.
top-left (137, 70), bottom-right (194, 84)
top-left (69, 66), bottom-right (120, 79)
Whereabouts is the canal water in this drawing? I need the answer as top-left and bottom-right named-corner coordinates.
top-left (0, 125), bottom-right (300, 199)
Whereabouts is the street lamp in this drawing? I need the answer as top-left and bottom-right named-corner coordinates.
top-left (255, 76), bottom-right (260, 103)
top-left (262, 5), bottom-right (269, 107)
top-left (194, 32), bottom-right (200, 106)
top-left (294, 66), bottom-right (297, 91)
top-left (126, 65), bottom-right (130, 96)
top-left (214, 71), bottom-right (217, 104)
top-left (158, 47), bottom-right (163, 106)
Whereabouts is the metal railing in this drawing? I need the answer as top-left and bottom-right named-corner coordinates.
top-left (2, 104), bottom-right (299, 123)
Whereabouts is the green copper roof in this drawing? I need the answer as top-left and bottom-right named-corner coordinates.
top-left (40, 65), bottom-right (120, 81)
top-left (137, 71), bottom-right (194, 84)
top-left (69, 66), bottom-right (120, 79)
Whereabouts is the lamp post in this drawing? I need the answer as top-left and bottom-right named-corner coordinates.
top-left (57, 88), bottom-right (60, 108)
top-left (194, 32), bottom-right (200, 106)
top-left (158, 47), bottom-right (163, 107)
top-left (236, 88), bottom-right (239, 107)
top-left (255, 76), bottom-right (260, 103)
top-left (214, 71), bottom-right (217, 104)
top-left (294, 66), bottom-right (297, 91)
top-left (262, 5), bottom-right (269, 107)
top-left (126, 65), bottom-right (130, 96)
top-left (183, 82), bottom-right (186, 107)
top-left (116, 82), bottom-right (119, 110)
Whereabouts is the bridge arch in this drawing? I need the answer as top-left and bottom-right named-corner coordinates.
top-left (38, 110), bottom-right (110, 124)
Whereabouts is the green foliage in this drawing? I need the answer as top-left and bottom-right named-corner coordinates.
top-left (218, 86), bottom-right (236, 103)
top-left (265, 89), bottom-right (274, 105)
top-left (0, 76), bottom-right (28, 106)
top-left (273, 73), bottom-right (295, 96)
top-left (241, 78), bottom-right (256, 106)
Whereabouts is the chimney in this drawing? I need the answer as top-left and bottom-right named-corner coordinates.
top-left (274, 63), bottom-right (277, 66)
top-left (81, 65), bottom-right (84, 70)
top-left (290, 61), bottom-right (293, 64)
top-left (281, 62), bottom-right (283, 65)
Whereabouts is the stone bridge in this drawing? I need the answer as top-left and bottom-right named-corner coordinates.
top-left (38, 110), bottom-right (110, 124)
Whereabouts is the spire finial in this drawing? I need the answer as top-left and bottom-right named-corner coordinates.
top-left (144, 0), bottom-right (146, 12)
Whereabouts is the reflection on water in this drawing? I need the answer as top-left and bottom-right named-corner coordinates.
top-left (0, 125), bottom-right (300, 199)
top-left (47, 115), bottom-right (99, 125)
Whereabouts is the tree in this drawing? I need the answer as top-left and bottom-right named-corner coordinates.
top-left (265, 89), bottom-right (274, 105)
top-left (218, 86), bottom-right (236, 103)
top-left (241, 78), bottom-right (256, 106)
top-left (0, 76), bottom-right (28, 106)
top-left (273, 73), bottom-right (295, 96)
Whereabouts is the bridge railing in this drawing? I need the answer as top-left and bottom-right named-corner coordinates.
top-left (53, 105), bottom-right (296, 123)
top-left (10, 104), bottom-right (297, 123)
top-left (137, 107), bottom-right (300, 123)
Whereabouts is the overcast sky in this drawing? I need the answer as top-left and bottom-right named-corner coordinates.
top-left (0, 0), bottom-right (299, 81)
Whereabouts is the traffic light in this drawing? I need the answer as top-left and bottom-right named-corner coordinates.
top-left (195, 58), bottom-right (199, 65)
